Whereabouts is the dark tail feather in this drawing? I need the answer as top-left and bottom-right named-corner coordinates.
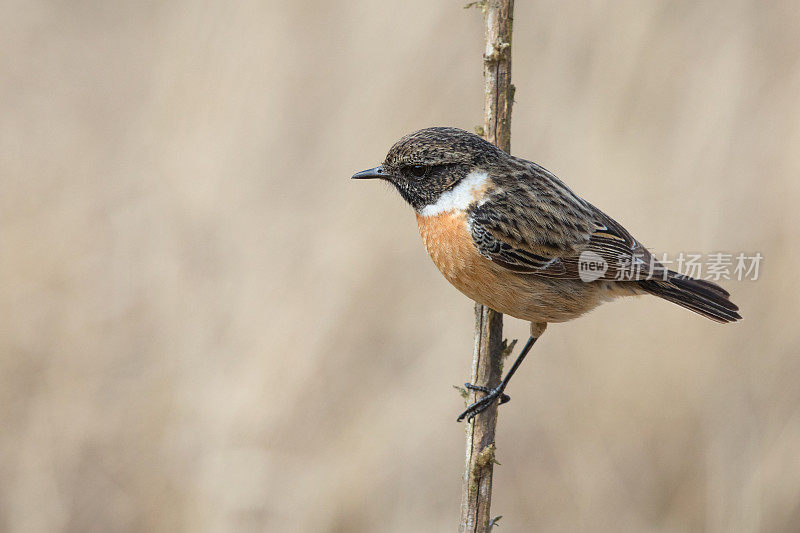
top-left (638, 271), bottom-right (741, 323)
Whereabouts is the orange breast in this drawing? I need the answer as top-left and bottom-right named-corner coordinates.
top-left (415, 211), bottom-right (482, 281)
top-left (415, 210), bottom-right (609, 323)
top-left (415, 210), bottom-right (514, 310)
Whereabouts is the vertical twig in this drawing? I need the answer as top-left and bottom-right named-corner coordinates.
top-left (460, 1), bottom-right (514, 532)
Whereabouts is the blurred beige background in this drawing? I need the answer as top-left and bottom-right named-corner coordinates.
top-left (2, 1), bottom-right (799, 531)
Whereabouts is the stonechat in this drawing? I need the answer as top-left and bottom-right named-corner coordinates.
top-left (353, 127), bottom-right (740, 421)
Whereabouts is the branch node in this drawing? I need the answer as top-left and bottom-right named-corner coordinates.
top-left (464, 1), bottom-right (488, 12)
top-left (484, 41), bottom-right (510, 63)
top-left (475, 443), bottom-right (496, 469)
top-left (454, 384), bottom-right (470, 401)
top-left (500, 338), bottom-right (517, 359)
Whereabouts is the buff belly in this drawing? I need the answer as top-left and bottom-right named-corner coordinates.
top-left (415, 211), bottom-right (618, 323)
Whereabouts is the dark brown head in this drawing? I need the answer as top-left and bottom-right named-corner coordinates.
top-left (352, 127), bottom-right (507, 211)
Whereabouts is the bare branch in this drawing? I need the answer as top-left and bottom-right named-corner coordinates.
top-left (459, 2), bottom-right (514, 532)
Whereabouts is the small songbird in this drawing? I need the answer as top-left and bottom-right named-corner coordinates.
top-left (353, 127), bottom-right (740, 422)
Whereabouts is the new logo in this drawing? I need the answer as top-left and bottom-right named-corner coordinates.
top-left (578, 251), bottom-right (608, 282)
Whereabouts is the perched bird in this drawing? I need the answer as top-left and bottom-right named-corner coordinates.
top-left (353, 127), bottom-right (740, 421)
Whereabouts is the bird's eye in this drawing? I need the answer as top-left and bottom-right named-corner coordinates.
top-left (409, 165), bottom-right (427, 178)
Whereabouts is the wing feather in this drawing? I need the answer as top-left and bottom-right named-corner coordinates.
top-left (468, 165), bottom-right (660, 281)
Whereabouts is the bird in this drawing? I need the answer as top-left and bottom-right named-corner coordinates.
top-left (352, 127), bottom-right (740, 422)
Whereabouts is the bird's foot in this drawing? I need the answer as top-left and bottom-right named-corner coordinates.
top-left (457, 383), bottom-right (510, 422)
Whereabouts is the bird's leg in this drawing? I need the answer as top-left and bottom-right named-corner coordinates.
top-left (457, 327), bottom-right (543, 423)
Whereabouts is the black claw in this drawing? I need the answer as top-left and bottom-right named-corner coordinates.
top-left (457, 384), bottom-right (509, 422)
top-left (456, 335), bottom-right (541, 423)
top-left (464, 382), bottom-right (492, 394)
top-left (464, 383), bottom-right (510, 405)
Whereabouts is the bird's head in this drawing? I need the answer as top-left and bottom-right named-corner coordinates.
top-left (352, 127), bottom-right (506, 212)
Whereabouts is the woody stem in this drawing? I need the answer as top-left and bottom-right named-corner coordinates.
top-left (459, 1), bottom-right (515, 532)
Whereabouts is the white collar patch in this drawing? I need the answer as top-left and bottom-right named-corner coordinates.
top-left (418, 171), bottom-right (489, 217)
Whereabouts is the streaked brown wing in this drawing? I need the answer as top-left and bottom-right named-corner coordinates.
top-left (468, 179), bottom-right (659, 280)
top-left (582, 212), bottom-right (659, 280)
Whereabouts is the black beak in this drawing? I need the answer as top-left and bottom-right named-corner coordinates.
top-left (351, 166), bottom-right (386, 180)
